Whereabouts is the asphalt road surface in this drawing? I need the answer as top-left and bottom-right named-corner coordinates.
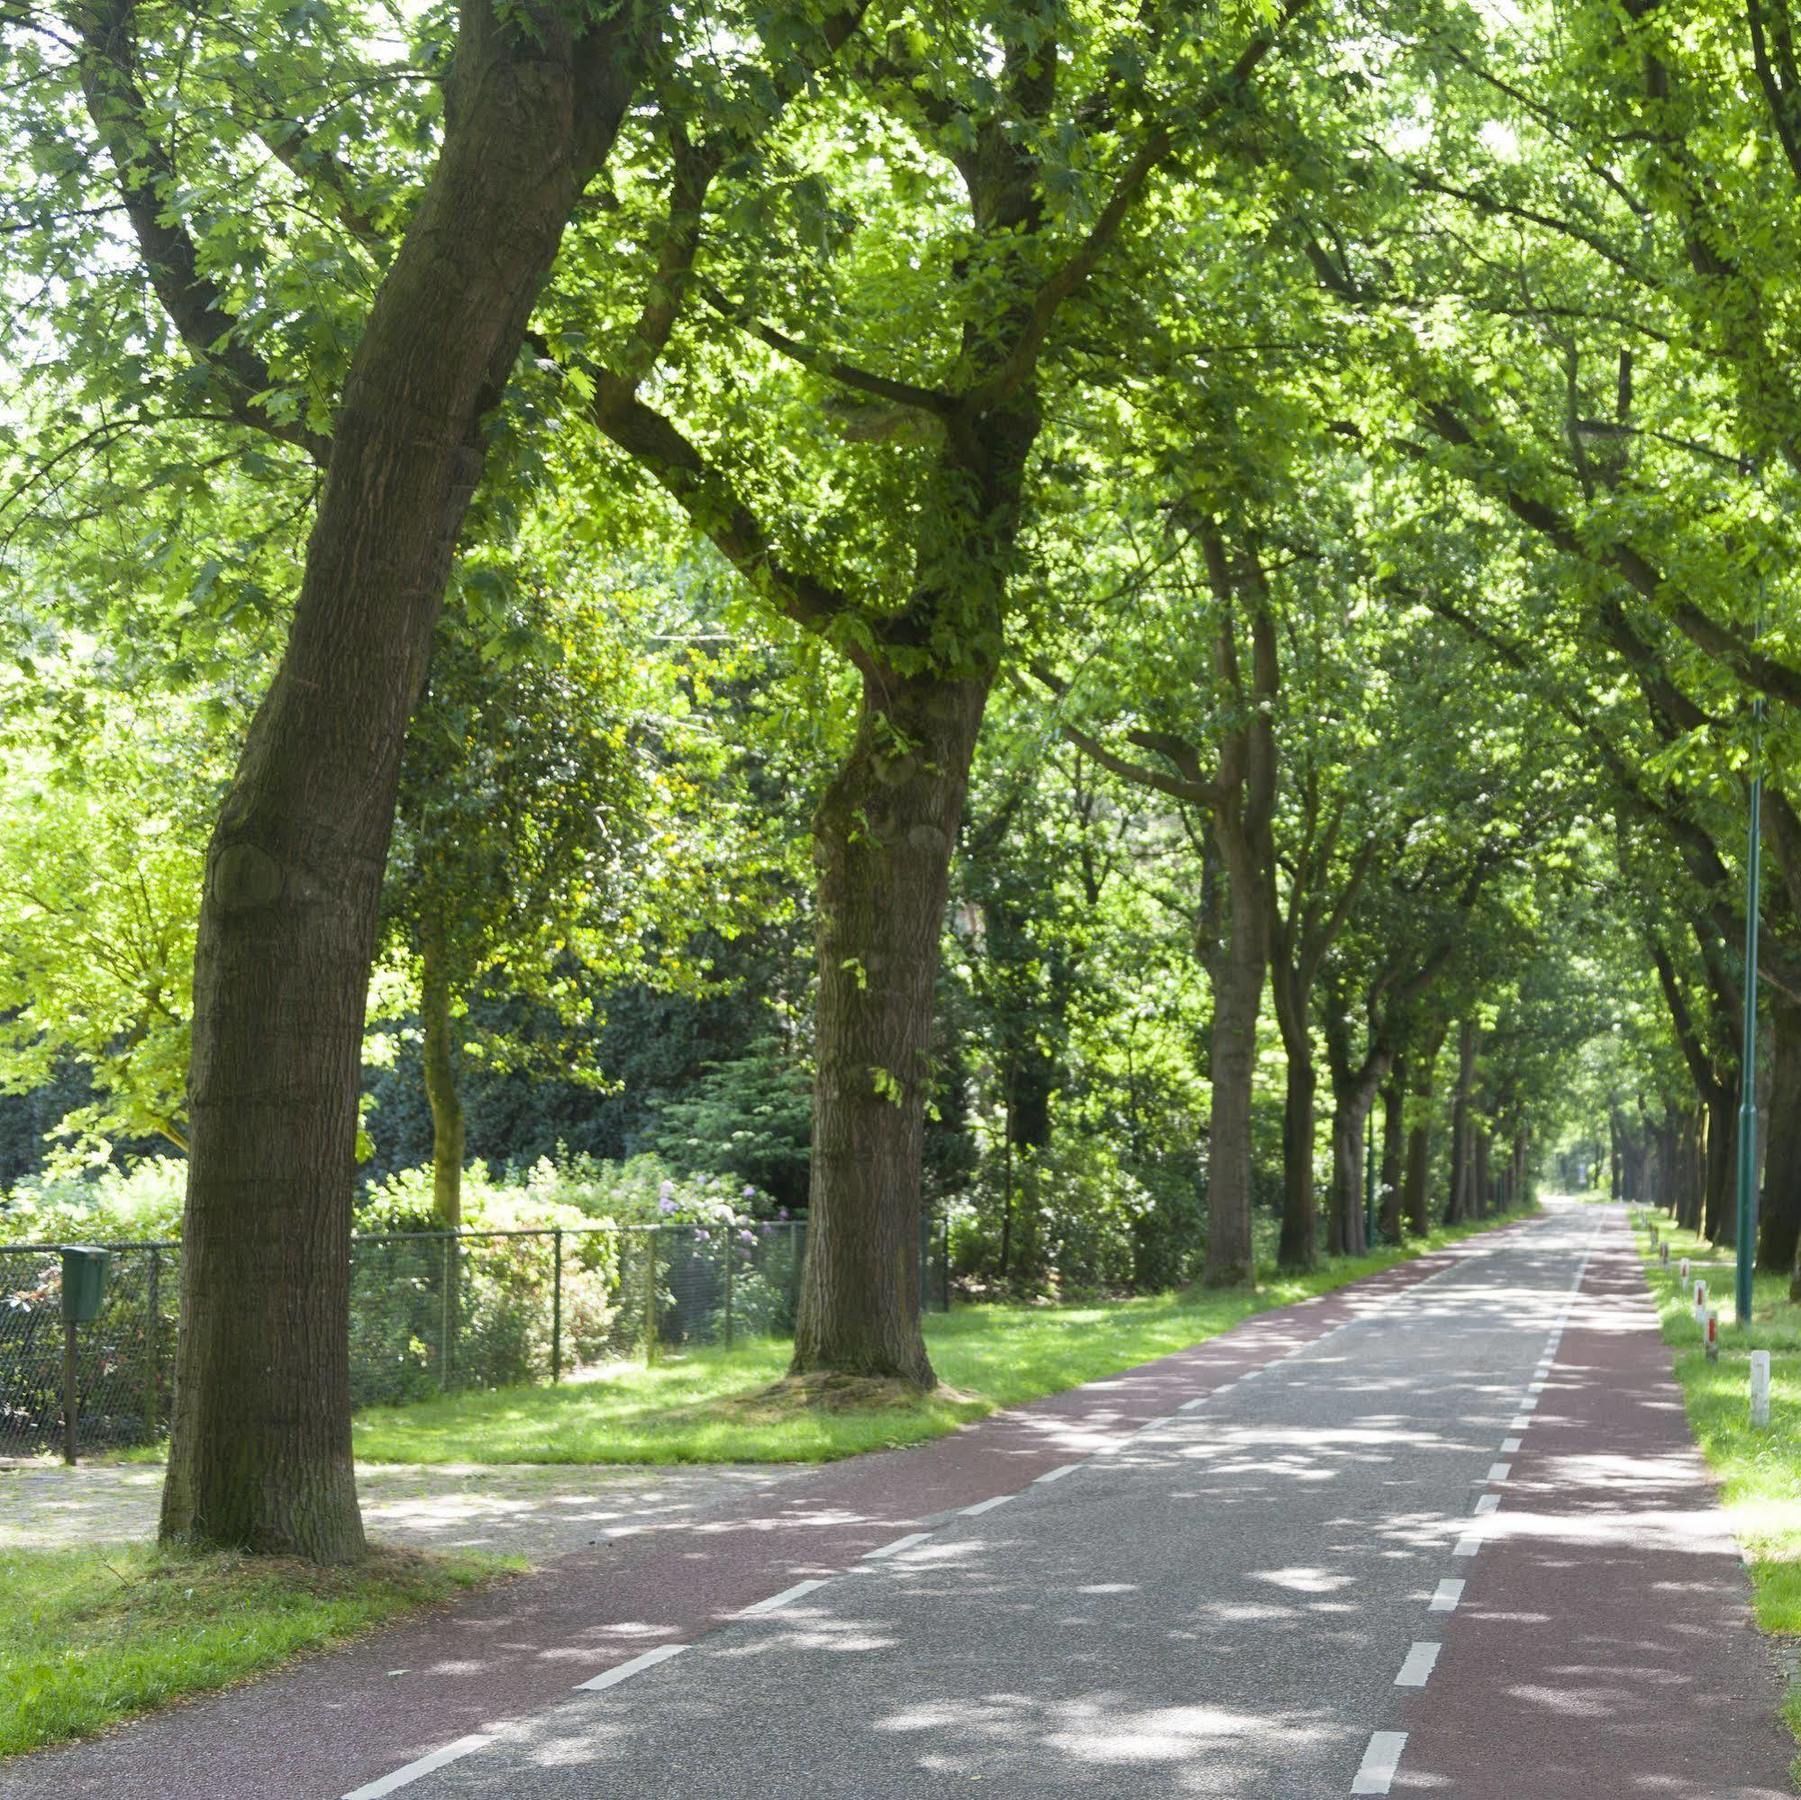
top-left (9, 1203), bottom-right (1790, 1798)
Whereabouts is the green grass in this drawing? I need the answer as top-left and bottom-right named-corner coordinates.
top-left (352, 1208), bottom-right (1537, 1466)
top-left (1630, 1214), bottom-right (1801, 1774)
top-left (0, 1542), bottom-right (514, 1759)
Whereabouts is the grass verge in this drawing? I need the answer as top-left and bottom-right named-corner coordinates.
top-left (0, 1542), bottom-right (512, 1759)
top-left (1630, 1214), bottom-right (1801, 1774)
top-left (352, 1207), bottom-right (1538, 1466)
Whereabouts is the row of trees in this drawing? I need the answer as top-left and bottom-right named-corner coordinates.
top-left (0, 0), bottom-right (1795, 1561)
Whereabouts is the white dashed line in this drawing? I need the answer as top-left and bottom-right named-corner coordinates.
top-left (960, 1495), bottom-right (1011, 1517)
top-left (1510, 1413), bottom-right (1532, 1429)
top-left (1486, 1462), bottom-right (1511, 1482)
top-left (1428, 1578), bottom-right (1464, 1612)
top-left (1474, 1494), bottom-right (1500, 1516)
top-left (1179, 1397), bottom-right (1208, 1411)
top-left (863, 1533), bottom-right (933, 1560)
top-left (1453, 1532), bottom-right (1483, 1557)
top-left (1035, 1463), bottom-right (1081, 1483)
top-left (574, 1643), bottom-right (688, 1691)
top-left (1517, 1397), bottom-right (1538, 1412)
top-left (738, 1578), bottom-right (830, 1615)
top-left (1352, 1729), bottom-right (1408, 1794)
top-left (1501, 1436), bottom-right (1522, 1453)
top-left (1394, 1641), bottom-right (1441, 1686)
top-left (342, 1734), bottom-right (495, 1799)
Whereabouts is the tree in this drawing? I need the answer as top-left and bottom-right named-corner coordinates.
top-left (3, 0), bottom-right (663, 1559)
top-left (561, 0), bottom-right (1309, 1364)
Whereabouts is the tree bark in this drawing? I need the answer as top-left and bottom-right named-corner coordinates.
top-left (1403, 1025), bottom-right (1445, 1236)
top-left (158, 5), bottom-right (638, 1561)
top-left (791, 669), bottom-right (990, 1384)
top-left (1760, 989), bottom-right (1801, 1272)
top-left (1379, 1066), bottom-right (1405, 1240)
top-left (1446, 1019), bottom-right (1479, 1223)
top-left (1704, 1085), bottom-right (1739, 1245)
top-left (1680, 1107), bottom-right (1706, 1231)
top-left (1202, 822), bottom-right (1271, 1287)
top-left (1328, 1099), bottom-right (1369, 1256)
top-left (1277, 1046), bottom-right (1318, 1271)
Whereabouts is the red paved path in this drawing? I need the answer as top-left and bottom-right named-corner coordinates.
top-left (1393, 1212), bottom-right (1793, 1798)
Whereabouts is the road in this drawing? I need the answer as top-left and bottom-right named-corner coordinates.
top-left (9, 1202), bottom-right (1791, 1798)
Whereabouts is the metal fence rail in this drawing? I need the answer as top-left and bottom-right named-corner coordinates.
top-left (0, 1215), bottom-right (950, 1460)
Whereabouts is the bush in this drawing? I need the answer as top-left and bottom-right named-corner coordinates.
top-left (0, 1157), bottom-right (185, 1245)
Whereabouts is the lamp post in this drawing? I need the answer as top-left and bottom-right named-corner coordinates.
top-left (1735, 691), bottom-right (1764, 1329)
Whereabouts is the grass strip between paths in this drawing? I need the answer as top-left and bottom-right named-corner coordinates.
top-left (351, 1208), bottom-right (1538, 1467)
top-left (1631, 1215), bottom-right (1801, 1778)
top-left (0, 1542), bottom-right (516, 1760)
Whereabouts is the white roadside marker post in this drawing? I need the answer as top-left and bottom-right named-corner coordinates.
top-left (1693, 1279), bottom-right (1708, 1324)
top-left (1679, 1256), bottom-right (1691, 1289)
top-left (1705, 1309), bottom-right (1720, 1363)
top-left (1751, 1350), bottom-right (1772, 1429)
top-left (1660, 1242), bottom-right (1670, 1269)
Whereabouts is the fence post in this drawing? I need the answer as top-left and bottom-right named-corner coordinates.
top-left (551, 1227), bottom-right (564, 1385)
top-left (788, 1220), bottom-right (803, 1330)
top-left (917, 1212), bottom-right (928, 1320)
top-left (61, 1317), bottom-right (79, 1465)
top-left (440, 1233), bottom-right (454, 1392)
top-left (643, 1229), bottom-right (659, 1367)
top-left (144, 1247), bottom-right (160, 1444)
top-left (723, 1235), bottom-right (734, 1350)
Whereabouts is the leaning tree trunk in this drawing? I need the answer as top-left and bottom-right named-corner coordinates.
top-left (1759, 989), bottom-right (1801, 1272)
top-left (791, 665), bottom-right (990, 1385)
top-left (1378, 1067), bottom-right (1405, 1240)
top-left (420, 927), bottom-right (465, 1231)
top-left (160, 10), bottom-right (615, 1561)
top-left (1402, 1030), bottom-right (1444, 1236)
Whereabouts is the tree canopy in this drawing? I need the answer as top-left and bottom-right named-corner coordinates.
top-left (0, 0), bottom-right (1796, 1560)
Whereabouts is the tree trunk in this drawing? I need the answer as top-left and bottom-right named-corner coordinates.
top-left (1446, 1019), bottom-right (1478, 1223)
top-left (159, 8), bottom-right (628, 1561)
top-left (1201, 826), bottom-right (1270, 1288)
top-left (1680, 1107), bottom-right (1706, 1231)
top-left (420, 929), bottom-right (465, 1232)
top-left (1276, 1012), bottom-right (1318, 1272)
top-left (1703, 1084), bottom-right (1739, 1245)
top-left (791, 668), bottom-right (990, 1385)
top-left (1379, 1068), bottom-right (1405, 1240)
top-left (1328, 1097), bottom-right (1369, 1257)
top-left (1474, 1130), bottom-right (1491, 1218)
top-left (1403, 1026), bottom-right (1445, 1236)
top-left (1760, 989), bottom-right (1801, 1272)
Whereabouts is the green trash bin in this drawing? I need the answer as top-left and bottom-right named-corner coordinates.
top-left (60, 1245), bottom-right (110, 1324)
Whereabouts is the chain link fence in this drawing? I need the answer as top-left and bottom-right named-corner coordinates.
top-left (1, 1215), bottom-right (951, 1460)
